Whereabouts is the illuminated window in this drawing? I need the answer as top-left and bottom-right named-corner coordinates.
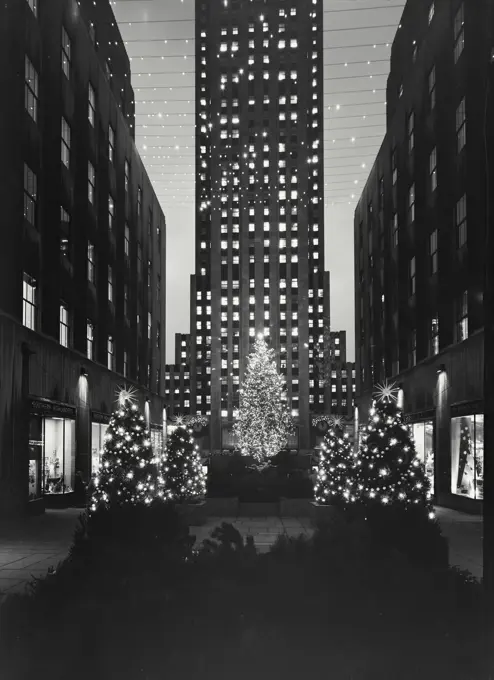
top-left (61, 117), bottom-right (71, 168)
top-left (59, 303), bottom-right (70, 347)
top-left (22, 273), bottom-right (37, 330)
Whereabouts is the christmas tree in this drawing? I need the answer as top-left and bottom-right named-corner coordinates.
top-left (314, 418), bottom-right (357, 505)
top-left (90, 389), bottom-right (158, 512)
top-left (354, 383), bottom-right (435, 519)
top-left (162, 425), bottom-right (206, 501)
top-left (233, 334), bottom-right (293, 466)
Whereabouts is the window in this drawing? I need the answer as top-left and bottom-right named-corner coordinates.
top-left (409, 256), bottom-right (416, 296)
top-left (429, 229), bottom-right (438, 274)
top-left (61, 117), bottom-right (71, 168)
top-left (108, 266), bottom-right (113, 303)
top-left (428, 66), bottom-right (436, 111)
top-left (451, 414), bottom-right (483, 500)
top-left (27, 0), bottom-right (37, 16)
top-left (124, 224), bottom-right (130, 257)
top-left (59, 304), bottom-right (70, 347)
top-left (87, 241), bottom-right (95, 283)
top-left (108, 126), bottom-right (115, 164)
top-left (137, 186), bottom-right (142, 218)
top-left (25, 57), bottom-right (38, 122)
top-left (22, 273), bottom-right (37, 330)
top-left (124, 160), bottom-right (130, 193)
top-left (107, 336), bottom-right (115, 371)
top-left (454, 3), bottom-right (465, 63)
top-left (148, 312), bottom-right (152, 339)
top-left (429, 147), bottom-right (437, 192)
top-left (88, 162), bottom-right (95, 204)
top-left (87, 321), bottom-right (94, 360)
top-left (60, 207), bottom-right (71, 258)
top-left (456, 290), bottom-right (468, 342)
top-left (409, 328), bottom-right (417, 367)
top-left (24, 164), bottom-right (37, 227)
top-left (408, 184), bottom-right (415, 224)
top-left (430, 316), bottom-right (439, 356)
top-left (123, 351), bottom-right (128, 378)
top-left (61, 27), bottom-right (71, 79)
top-left (428, 1), bottom-right (435, 24)
top-left (108, 196), bottom-right (115, 232)
top-left (456, 97), bottom-right (466, 153)
top-left (456, 195), bottom-right (467, 248)
top-left (407, 111), bottom-right (414, 154)
top-left (88, 83), bottom-right (96, 126)
top-left (392, 213), bottom-right (398, 247)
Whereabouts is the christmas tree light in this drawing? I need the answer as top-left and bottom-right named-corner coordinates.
top-left (90, 389), bottom-right (158, 512)
top-left (354, 382), bottom-right (435, 520)
top-left (233, 334), bottom-right (293, 466)
top-left (162, 426), bottom-right (206, 502)
top-left (314, 419), bottom-right (357, 505)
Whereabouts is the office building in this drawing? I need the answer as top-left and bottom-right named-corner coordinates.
top-left (354, 0), bottom-right (488, 512)
top-left (193, 0), bottom-right (329, 453)
top-left (0, 0), bottom-right (166, 517)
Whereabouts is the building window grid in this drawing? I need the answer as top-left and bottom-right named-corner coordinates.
top-left (87, 321), bottom-right (94, 360)
top-left (454, 3), bottom-right (465, 63)
top-left (61, 27), bottom-right (71, 79)
top-left (24, 164), bottom-right (37, 227)
top-left (88, 83), bottom-right (96, 126)
top-left (59, 304), bottom-right (70, 347)
top-left (456, 97), bottom-right (466, 153)
top-left (61, 117), bottom-right (71, 168)
top-left (456, 195), bottom-right (467, 248)
top-left (22, 273), bottom-right (37, 330)
top-left (25, 56), bottom-right (38, 122)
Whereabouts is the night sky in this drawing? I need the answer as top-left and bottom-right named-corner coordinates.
top-left (112, 0), bottom-right (406, 363)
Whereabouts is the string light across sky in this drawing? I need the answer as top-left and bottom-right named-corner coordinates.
top-left (111, 0), bottom-right (406, 363)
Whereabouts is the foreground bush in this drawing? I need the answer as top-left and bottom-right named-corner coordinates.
top-left (0, 506), bottom-right (486, 680)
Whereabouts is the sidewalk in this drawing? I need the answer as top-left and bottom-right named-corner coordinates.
top-left (434, 506), bottom-right (483, 580)
top-left (0, 505), bottom-right (483, 602)
top-left (0, 508), bottom-right (82, 599)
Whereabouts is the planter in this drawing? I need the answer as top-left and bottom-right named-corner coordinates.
top-left (280, 498), bottom-right (313, 517)
top-left (311, 501), bottom-right (341, 524)
top-left (203, 497), bottom-right (239, 517)
top-left (238, 502), bottom-right (278, 517)
top-left (175, 500), bottom-right (207, 524)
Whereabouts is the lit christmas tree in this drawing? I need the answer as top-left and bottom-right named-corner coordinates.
top-left (354, 383), bottom-right (435, 519)
top-left (162, 425), bottom-right (207, 501)
top-left (314, 418), bottom-right (357, 505)
top-left (90, 388), bottom-right (158, 512)
top-left (233, 334), bottom-right (293, 466)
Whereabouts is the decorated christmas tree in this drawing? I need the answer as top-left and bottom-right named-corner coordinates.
top-left (162, 425), bottom-right (206, 501)
top-left (233, 334), bottom-right (293, 466)
top-left (355, 383), bottom-right (435, 519)
top-left (90, 388), bottom-right (158, 512)
top-left (314, 418), bottom-right (357, 505)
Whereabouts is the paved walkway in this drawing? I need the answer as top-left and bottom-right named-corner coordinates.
top-left (0, 508), bottom-right (82, 598)
top-left (434, 506), bottom-right (483, 580)
top-left (0, 505), bottom-right (484, 601)
top-left (189, 516), bottom-right (314, 553)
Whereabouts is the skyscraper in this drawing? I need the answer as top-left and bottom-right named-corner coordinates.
top-left (193, 0), bottom-right (329, 453)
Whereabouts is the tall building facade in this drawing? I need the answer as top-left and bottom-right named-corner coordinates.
top-left (0, 0), bottom-right (166, 517)
top-left (328, 331), bottom-right (356, 419)
top-left (354, 0), bottom-right (490, 513)
top-left (193, 0), bottom-right (328, 453)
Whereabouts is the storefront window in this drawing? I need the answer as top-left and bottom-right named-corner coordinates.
top-left (43, 417), bottom-right (76, 495)
top-left (451, 414), bottom-right (484, 500)
top-left (28, 415), bottom-right (43, 501)
top-left (91, 422), bottom-right (109, 475)
top-left (411, 421), bottom-right (435, 495)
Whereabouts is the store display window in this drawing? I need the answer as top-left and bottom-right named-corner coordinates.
top-left (451, 414), bottom-right (484, 500)
top-left (411, 421), bottom-right (435, 495)
top-left (43, 417), bottom-right (76, 495)
top-left (91, 422), bottom-right (109, 474)
top-left (28, 415), bottom-right (43, 501)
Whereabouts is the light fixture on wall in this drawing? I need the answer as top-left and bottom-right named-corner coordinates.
top-left (436, 364), bottom-right (445, 375)
top-left (80, 367), bottom-right (88, 378)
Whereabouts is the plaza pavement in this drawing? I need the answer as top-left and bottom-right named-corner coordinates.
top-left (0, 505), bottom-right (484, 602)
